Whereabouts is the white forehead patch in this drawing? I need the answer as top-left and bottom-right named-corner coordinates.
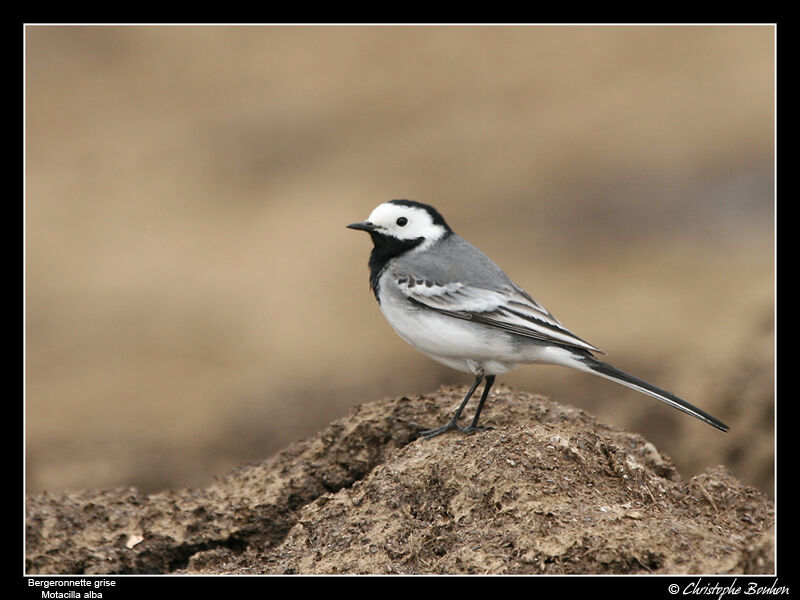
top-left (367, 202), bottom-right (448, 242)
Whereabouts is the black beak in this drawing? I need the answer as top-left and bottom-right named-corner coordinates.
top-left (346, 221), bottom-right (376, 232)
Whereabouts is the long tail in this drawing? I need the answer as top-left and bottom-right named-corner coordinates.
top-left (573, 355), bottom-right (729, 432)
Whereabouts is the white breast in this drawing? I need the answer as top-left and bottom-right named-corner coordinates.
top-left (377, 274), bottom-right (521, 375)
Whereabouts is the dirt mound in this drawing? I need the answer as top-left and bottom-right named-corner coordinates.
top-left (25, 387), bottom-right (773, 575)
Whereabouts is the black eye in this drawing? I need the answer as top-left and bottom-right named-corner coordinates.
top-left (396, 217), bottom-right (408, 226)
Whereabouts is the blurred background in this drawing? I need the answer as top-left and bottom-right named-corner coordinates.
top-left (25, 25), bottom-right (774, 499)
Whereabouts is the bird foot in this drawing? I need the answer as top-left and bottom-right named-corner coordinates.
top-left (419, 421), bottom-right (494, 439)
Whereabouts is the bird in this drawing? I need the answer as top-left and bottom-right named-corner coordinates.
top-left (346, 199), bottom-right (729, 439)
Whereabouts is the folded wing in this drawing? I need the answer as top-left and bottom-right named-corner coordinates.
top-left (394, 274), bottom-right (603, 354)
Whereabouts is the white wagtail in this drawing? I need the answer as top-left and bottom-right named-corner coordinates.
top-left (347, 199), bottom-right (729, 438)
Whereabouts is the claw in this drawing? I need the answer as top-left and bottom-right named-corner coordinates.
top-left (420, 423), bottom-right (494, 439)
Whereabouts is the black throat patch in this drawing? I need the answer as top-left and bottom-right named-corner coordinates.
top-left (367, 231), bottom-right (424, 301)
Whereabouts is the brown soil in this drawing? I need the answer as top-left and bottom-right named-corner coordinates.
top-left (26, 387), bottom-right (773, 576)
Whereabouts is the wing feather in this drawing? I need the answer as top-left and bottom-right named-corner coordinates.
top-left (394, 274), bottom-right (603, 354)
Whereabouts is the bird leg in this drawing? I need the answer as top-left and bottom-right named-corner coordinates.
top-left (468, 374), bottom-right (495, 430)
top-left (421, 374), bottom-right (495, 439)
